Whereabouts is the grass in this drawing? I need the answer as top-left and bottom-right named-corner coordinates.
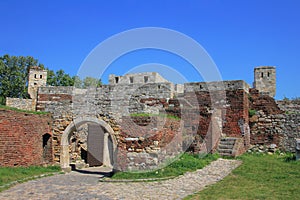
top-left (185, 153), bottom-right (300, 200)
top-left (111, 153), bottom-right (219, 180)
top-left (0, 104), bottom-right (48, 115)
top-left (0, 165), bottom-right (61, 192)
top-left (130, 112), bottom-right (181, 120)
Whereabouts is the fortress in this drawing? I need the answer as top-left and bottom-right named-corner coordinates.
top-left (2, 66), bottom-right (299, 171)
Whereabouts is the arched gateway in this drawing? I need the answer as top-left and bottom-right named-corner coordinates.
top-left (60, 116), bottom-right (117, 171)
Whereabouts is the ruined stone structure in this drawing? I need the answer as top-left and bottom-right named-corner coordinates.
top-left (2, 65), bottom-right (299, 170)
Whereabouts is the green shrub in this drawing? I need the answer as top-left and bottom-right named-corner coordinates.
top-left (248, 109), bottom-right (256, 117)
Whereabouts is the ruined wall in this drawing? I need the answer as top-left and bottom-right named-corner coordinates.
top-left (183, 80), bottom-right (251, 153)
top-left (282, 113), bottom-right (300, 152)
top-left (0, 108), bottom-right (53, 166)
top-left (249, 90), bottom-right (300, 152)
top-left (249, 111), bottom-right (300, 152)
top-left (118, 116), bottom-right (182, 171)
top-left (277, 99), bottom-right (300, 114)
top-left (6, 98), bottom-right (35, 111)
top-left (36, 83), bottom-right (173, 164)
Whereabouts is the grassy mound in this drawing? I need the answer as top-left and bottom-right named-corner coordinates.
top-left (186, 153), bottom-right (300, 199)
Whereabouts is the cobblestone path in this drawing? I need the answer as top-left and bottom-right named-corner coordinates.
top-left (0, 159), bottom-right (241, 200)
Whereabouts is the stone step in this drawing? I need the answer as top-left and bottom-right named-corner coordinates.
top-left (220, 137), bottom-right (237, 142)
top-left (219, 140), bottom-right (235, 145)
top-left (217, 148), bottom-right (233, 154)
top-left (218, 144), bottom-right (234, 149)
top-left (218, 152), bottom-right (233, 157)
top-left (218, 137), bottom-right (239, 157)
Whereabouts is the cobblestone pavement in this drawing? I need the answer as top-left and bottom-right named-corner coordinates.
top-left (0, 159), bottom-right (241, 200)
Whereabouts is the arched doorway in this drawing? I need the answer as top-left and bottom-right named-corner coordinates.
top-left (60, 117), bottom-right (117, 171)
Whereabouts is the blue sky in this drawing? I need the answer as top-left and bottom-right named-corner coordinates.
top-left (0, 0), bottom-right (299, 99)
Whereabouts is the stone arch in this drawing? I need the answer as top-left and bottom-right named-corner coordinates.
top-left (60, 116), bottom-right (117, 171)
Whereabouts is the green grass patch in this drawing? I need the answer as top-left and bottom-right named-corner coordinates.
top-left (0, 165), bottom-right (61, 192)
top-left (112, 153), bottom-right (219, 180)
top-left (185, 153), bottom-right (300, 200)
top-left (0, 105), bottom-right (48, 115)
top-left (130, 112), bottom-right (180, 120)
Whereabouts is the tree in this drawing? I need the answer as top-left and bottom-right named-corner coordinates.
top-left (83, 77), bottom-right (102, 88)
top-left (0, 54), bottom-right (39, 104)
top-left (47, 69), bottom-right (74, 86)
top-left (73, 76), bottom-right (83, 88)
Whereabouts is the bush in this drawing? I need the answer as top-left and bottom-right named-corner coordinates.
top-left (248, 109), bottom-right (256, 117)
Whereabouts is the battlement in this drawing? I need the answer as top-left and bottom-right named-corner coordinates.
top-left (184, 80), bottom-right (250, 93)
top-left (109, 72), bottom-right (170, 85)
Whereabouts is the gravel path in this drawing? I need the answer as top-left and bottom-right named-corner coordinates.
top-left (0, 159), bottom-right (241, 200)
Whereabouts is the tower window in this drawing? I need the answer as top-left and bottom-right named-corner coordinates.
top-left (144, 76), bottom-right (149, 83)
top-left (40, 75), bottom-right (43, 79)
top-left (34, 74), bottom-right (37, 78)
top-left (261, 72), bottom-right (264, 78)
top-left (130, 77), bottom-right (134, 84)
top-left (268, 72), bottom-right (270, 77)
top-left (115, 77), bottom-right (119, 84)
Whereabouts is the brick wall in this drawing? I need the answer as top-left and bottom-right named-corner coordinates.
top-left (0, 108), bottom-right (53, 167)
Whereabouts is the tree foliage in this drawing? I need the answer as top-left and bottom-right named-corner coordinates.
top-left (0, 55), bottom-right (41, 104)
top-left (46, 69), bottom-right (74, 86)
top-left (82, 77), bottom-right (102, 88)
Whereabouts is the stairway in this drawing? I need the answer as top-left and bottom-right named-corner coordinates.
top-left (217, 137), bottom-right (244, 157)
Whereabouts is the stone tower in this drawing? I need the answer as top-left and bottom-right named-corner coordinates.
top-left (28, 66), bottom-right (47, 100)
top-left (253, 66), bottom-right (276, 97)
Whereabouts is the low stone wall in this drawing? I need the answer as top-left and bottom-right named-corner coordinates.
top-left (0, 108), bottom-right (53, 166)
top-left (6, 98), bottom-right (35, 111)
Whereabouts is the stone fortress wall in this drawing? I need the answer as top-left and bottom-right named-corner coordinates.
top-left (2, 65), bottom-right (300, 170)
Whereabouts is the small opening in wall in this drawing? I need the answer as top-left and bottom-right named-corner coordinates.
top-left (43, 133), bottom-right (51, 148)
top-left (200, 85), bottom-right (203, 89)
top-left (261, 72), bottom-right (264, 78)
top-left (144, 76), bottom-right (149, 83)
top-left (158, 85), bottom-right (161, 89)
top-left (130, 77), bottom-right (134, 84)
top-left (268, 72), bottom-right (270, 77)
top-left (34, 82), bottom-right (37, 85)
top-left (115, 77), bottom-right (119, 84)
top-left (40, 74), bottom-right (43, 79)
top-left (34, 74), bottom-right (37, 78)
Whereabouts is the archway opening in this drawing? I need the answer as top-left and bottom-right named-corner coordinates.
top-left (60, 117), bottom-right (117, 172)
